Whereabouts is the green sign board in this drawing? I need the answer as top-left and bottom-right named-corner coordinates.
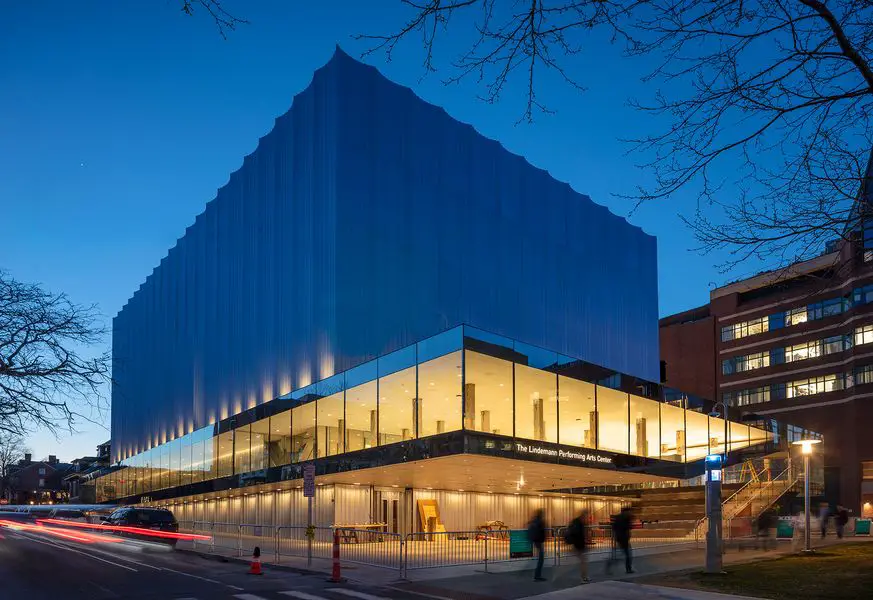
top-left (855, 519), bottom-right (871, 535)
top-left (509, 530), bottom-right (533, 558)
top-left (776, 519), bottom-right (794, 539)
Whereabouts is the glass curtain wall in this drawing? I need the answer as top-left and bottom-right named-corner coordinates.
top-left (629, 394), bottom-right (660, 458)
top-left (96, 326), bottom-right (778, 501)
top-left (515, 364), bottom-right (558, 443)
top-left (557, 376), bottom-right (596, 448)
top-left (464, 350), bottom-right (513, 436)
top-left (597, 387), bottom-right (630, 454)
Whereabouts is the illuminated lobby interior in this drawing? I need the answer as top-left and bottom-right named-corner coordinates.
top-left (94, 326), bottom-right (782, 532)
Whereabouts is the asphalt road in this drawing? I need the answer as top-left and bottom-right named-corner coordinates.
top-left (0, 525), bottom-right (431, 600)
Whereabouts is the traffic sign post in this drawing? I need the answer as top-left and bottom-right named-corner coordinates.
top-left (304, 463), bottom-right (315, 566)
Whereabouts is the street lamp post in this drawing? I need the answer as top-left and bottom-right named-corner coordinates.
top-left (792, 439), bottom-right (821, 553)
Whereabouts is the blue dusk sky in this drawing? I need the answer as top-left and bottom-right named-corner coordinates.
top-left (3, 2), bottom-right (754, 460)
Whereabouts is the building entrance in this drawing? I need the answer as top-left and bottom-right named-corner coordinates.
top-left (374, 490), bottom-right (401, 533)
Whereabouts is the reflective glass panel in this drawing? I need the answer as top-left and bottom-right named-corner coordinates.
top-left (379, 366), bottom-right (416, 444)
top-left (160, 444), bottom-right (170, 489)
top-left (685, 410), bottom-right (710, 461)
top-left (179, 434), bottom-right (192, 487)
top-left (729, 421), bottom-right (751, 452)
top-left (629, 394), bottom-right (660, 458)
top-left (268, 411), bottom-right (292, 467)
top-left (292, 402), bottom-right (316, 462)
top-left (201, 428), bottom-right (216, 480)
top-left (515, 363), bottom-right (557, 443)
top-left (318, 391), bottom-right (345, 457)
top-left (234, 424), bottom-right (251, 474)
top-left (417, 351), bottom-right (463, 437)
top-left (558, 376), bottom-right (596, 448)
top-left (346, 380), bottom-right (378, 452)
top-left (191, 436), bottom-right (205, 484)
top-left (659, 402), bottom-right (685, 462)
top-left (709, 416), bottom-right (729, 455)
top-left (216, 430), bottom-right (234, 477)
top-left (597, 387), bottom-right (629, 454)
top-left (250, 416), bottom-right (270, 471)
top-left (464, 351), bottom-right (513, 436)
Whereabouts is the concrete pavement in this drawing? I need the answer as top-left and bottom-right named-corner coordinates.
top-left (517, 581), bottom-right (763, 599)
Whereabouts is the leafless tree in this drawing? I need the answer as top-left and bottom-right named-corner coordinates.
top-left (358, 1), bottom-right (873, 271)
top-left (0, 432), bottom-right (29, 501)
top-left (0, 272), bottom-right (110, 436)
top-left (179, 0), bottom-right (247, 39)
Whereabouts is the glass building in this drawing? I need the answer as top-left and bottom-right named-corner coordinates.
top-left (96, 326), bottom-right (773, 506)
top-left (101, 50), bottom-right (805, 532)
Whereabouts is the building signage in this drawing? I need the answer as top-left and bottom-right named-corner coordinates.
top-left (514, 442), bottom-right (614, 467)
top-left (508, 529), bottom-right (533, 558)
top-left (303, 464), bottom-right (316, 498)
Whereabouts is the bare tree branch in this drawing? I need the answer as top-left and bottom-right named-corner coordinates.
top-left (361, 1), bottom-right (873, 271)
top-left (0, 272), bottom-right (110, 437)
top-left (179, 0), bottom-right (247, 39)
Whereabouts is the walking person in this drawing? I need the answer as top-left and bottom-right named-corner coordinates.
top-left (607, 506), bottom-right (635, 574)
top-left (819, 502), bottom-right (831, 539)
top-left (527, 509), bottom-right (547, 582)
top-left (564, 511), bottom-right (591, 584)
top-left (835, 505), bottom-right (849, 539)
top-left (756, 509), bottom-right (775, 550)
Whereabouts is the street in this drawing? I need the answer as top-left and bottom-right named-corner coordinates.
top-left (0, 527), bottom-right (424, 600)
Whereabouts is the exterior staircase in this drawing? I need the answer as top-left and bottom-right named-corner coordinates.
top-left (694, 457), bottom-right (801, 541)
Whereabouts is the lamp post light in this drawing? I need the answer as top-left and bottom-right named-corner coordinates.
top-left (792, 438), bottom-right (821, 553)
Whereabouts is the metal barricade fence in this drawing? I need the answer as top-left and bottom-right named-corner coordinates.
top-left (403, 531), bottom-right (487, 571)
top-left (275, 525), bottom-right (335, 564)
top-left (210, 521), bottom-right (242, 555)
top-left (180, 521), bottom-right (701, 577)
top-left (239, 523), bottom-right (277, 558)
top-left (177, 520), bottom-right (215, 552)
top-left (335, 528), bottom-right (403, 574)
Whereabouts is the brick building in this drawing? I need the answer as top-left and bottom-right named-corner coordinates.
top-left (6, 454), bottom-right (72, 505)
top-left (661, 239), bottom-right (873, 515)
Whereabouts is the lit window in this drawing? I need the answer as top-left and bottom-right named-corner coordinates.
top-left (786, 307), bottom-right (808, 326)
top-left (856, 325), bottom-right (873, 346)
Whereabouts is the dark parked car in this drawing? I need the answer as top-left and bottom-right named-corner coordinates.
top-left (103, 507), bottom-right (179, 546)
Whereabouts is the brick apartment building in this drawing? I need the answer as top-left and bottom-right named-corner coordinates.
top-left (661, 235), bottom-right (873, 515)
top-left (5, 454), bottom-right (72, 505)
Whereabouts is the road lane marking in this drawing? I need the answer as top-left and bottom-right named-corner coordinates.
top-left (327, 589), bottom-right (391, 600)
top-left (383, 587), bottom-right (454, 600)
top-left (280, 592), bottom-right (330, 600)
top-left (157, 565), bottom-right (226, 586)
top-left (234, 595), bottom-right (271, 600)
top-left (14, 532), bottom-right (138, 572)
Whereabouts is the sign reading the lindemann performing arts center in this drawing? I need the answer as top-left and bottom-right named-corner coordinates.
top-left (515, 442), bottom-right (614, 467)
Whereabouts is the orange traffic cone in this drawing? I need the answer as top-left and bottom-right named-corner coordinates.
top-left (248, 546), bottom-right (263, 575)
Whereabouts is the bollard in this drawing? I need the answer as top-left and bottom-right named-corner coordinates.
top-left (330, 529), bottom-right (342, 582)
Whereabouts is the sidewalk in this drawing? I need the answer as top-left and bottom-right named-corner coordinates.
top-left (392, 536), bottom-right (872, 600)
top-left (517, 581), bottom-right (763, 600)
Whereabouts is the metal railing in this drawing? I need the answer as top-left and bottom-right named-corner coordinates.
top-left (694, 460), bottom-right (801, 544)
top-left (177, 521), bottom-right (702, 578)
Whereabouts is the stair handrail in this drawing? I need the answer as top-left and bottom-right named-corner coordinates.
top-left (694, 459), bottom-right (800, 541)
top-left (723, 462), bottom-right (795, 521)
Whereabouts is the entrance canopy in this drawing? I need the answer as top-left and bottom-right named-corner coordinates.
top-left (317, 454), bottom-right (672, 495)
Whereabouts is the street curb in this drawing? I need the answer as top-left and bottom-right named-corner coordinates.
top-left (173, 547), bottom-right (324, 576)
